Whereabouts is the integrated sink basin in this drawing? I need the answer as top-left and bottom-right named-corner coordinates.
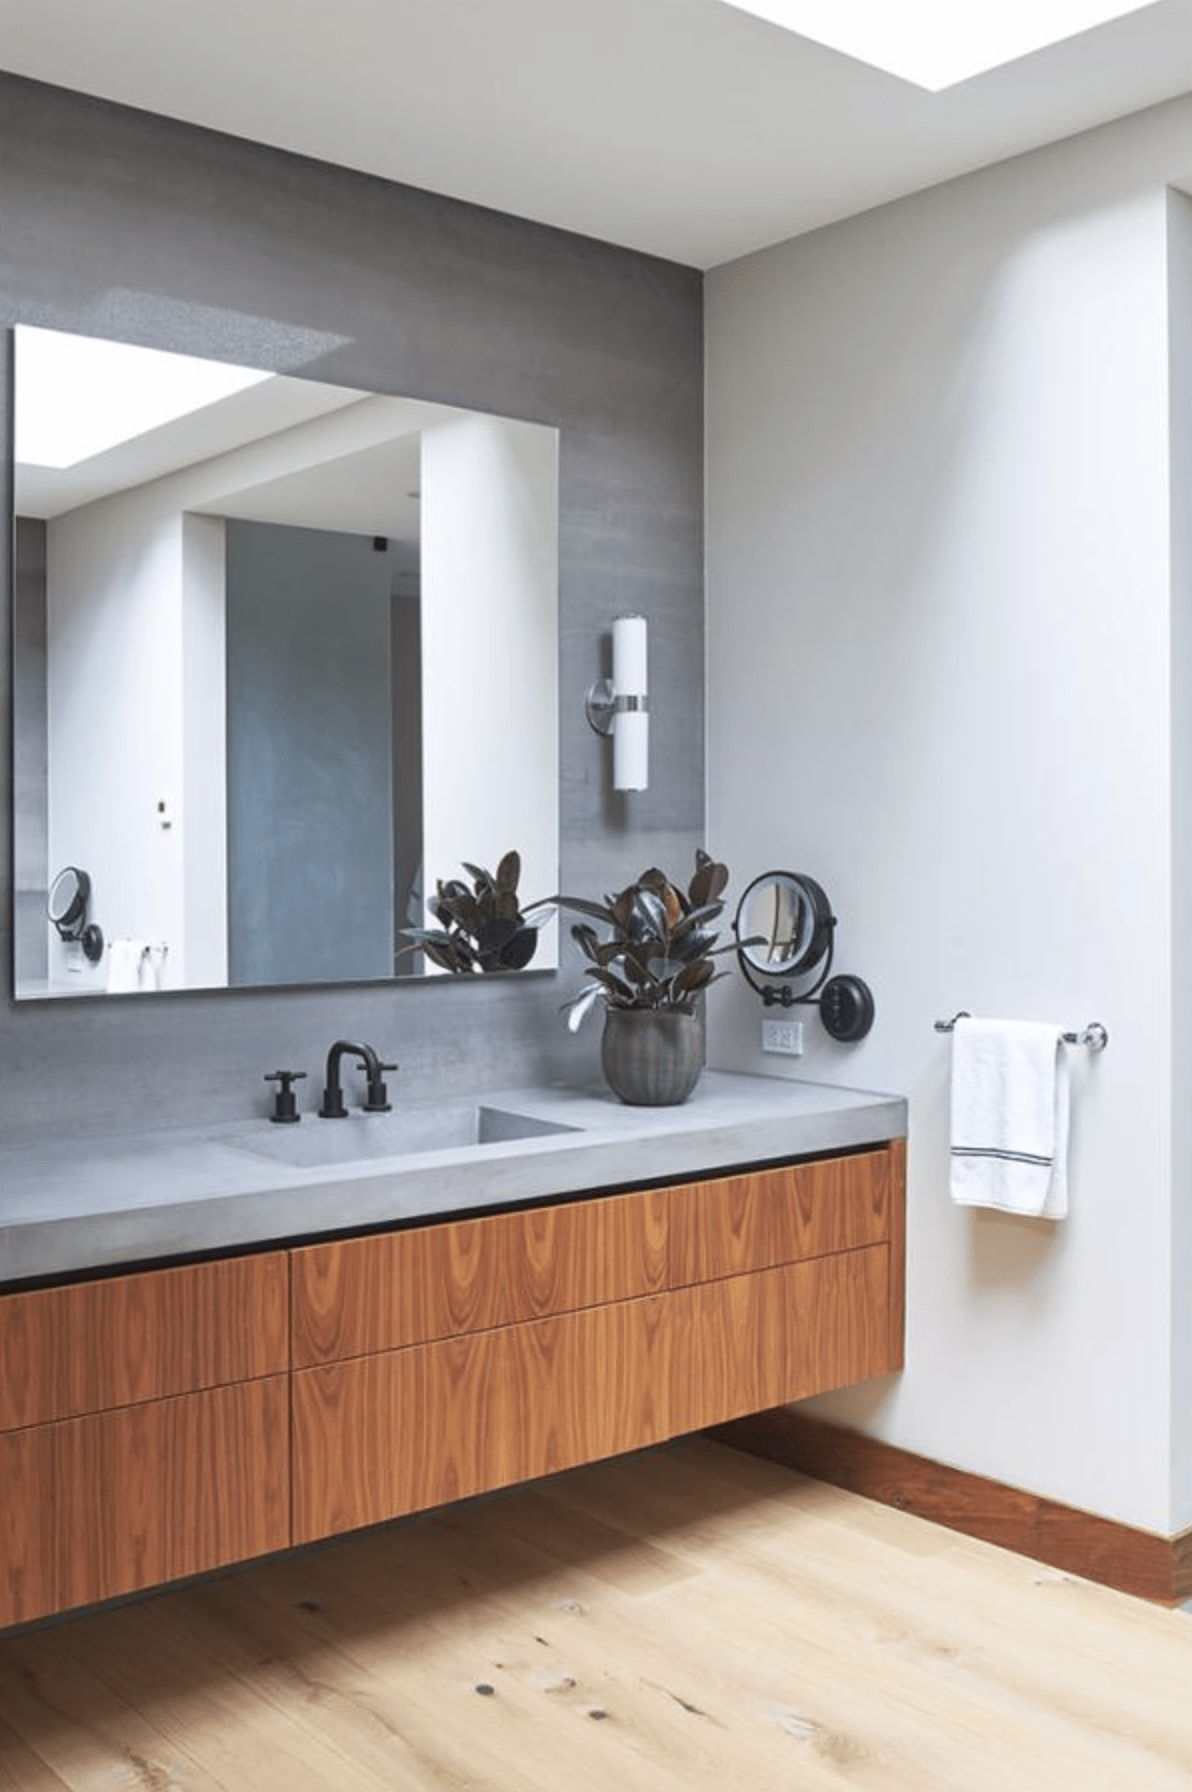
top-left (231, 1102), bottom-right (580, 1171)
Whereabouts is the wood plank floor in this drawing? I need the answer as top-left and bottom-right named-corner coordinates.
top-left (2, 1437), bottom-right (1188, 1792)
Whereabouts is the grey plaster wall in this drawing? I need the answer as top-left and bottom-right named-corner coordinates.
top-left (0, 73), bottom-right (704, 1143)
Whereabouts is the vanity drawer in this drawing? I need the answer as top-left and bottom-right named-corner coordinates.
top-left (291, 1242), bottom-right (893, 1545)
top-left (292, 1291), bottom-right (677, 1540)
top-left (0, 1252), bottom-right (289, 1431)
top-left (0, 1375), bottom-right (290, 1627)
top-left (291, 1187), bottom-right (669, 1367)
top-left (667, 1149), bottom-right (892, 1288)
top-left (670, 1243), bottom-right (892, 1432)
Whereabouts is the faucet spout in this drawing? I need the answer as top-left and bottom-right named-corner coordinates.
top-left (319, 1039), bottom-right (384, 1118)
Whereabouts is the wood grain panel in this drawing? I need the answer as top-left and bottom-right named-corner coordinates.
top-left (886, 1136), bottom-right (907, 1372)
top-left (670, 1267), bottom-right (792, 1432)
top-left (292, 1294), bottom-right (676, 1542)
top-left (784, 1244), bottom-right (892, 1395)
top-left (0, 1253), bottom-right (289, 1431)
top-left (710, 1408), bottom-right (1191, 1607)
top-left (0, 1375), bottom-right (289, 1627)
top-left (667, 1149), bottom-right (891, 1287)
top-left (672, 1245), bottom-right (892, 1435)
top-left (292, 1245), bottom-right (893, 1547)
top-left (291, 1188), bottom-right (669, 1366)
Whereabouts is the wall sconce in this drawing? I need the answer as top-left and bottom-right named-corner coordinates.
top-left (585, 613), bottom-right (649, 791)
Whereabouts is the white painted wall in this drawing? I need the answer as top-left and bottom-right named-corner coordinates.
top-left (1167, 186), bottom-right (1192, 1536)
top-left (180, 513), bottom-right (228, 988)
top-left (47, 489), bottom-right (187, 991)
top-left (420, 412), bottom-right (560, 960)
top-left (706, 100), bottom-right (1192, 1536)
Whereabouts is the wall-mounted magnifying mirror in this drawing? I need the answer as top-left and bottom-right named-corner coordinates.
top-left (733, 870), bottom-right (874, 1043)
top-left (735, 870), bottom-right (834, 981)
top-left (11, 324), bottom-right (560, 998)
top-left (46, 865), bottom-right (104, 963)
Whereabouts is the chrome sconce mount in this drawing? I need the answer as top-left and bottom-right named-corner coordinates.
top-left (733, 869), bottom-right (874, 1043)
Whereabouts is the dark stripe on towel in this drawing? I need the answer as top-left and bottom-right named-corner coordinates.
top-left (951, 1146), bottom-right (1053, 1167)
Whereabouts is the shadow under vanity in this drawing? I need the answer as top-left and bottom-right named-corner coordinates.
top-left (0, 1073), bottom-right (906, 1629)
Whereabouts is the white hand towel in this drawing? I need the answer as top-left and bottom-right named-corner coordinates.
top-left (139, 943), bottom-right (167, 992)
top-left (106, 938), bottom-right (146, 995)
top-left (949, 1017), bottom-right (1070, 1218)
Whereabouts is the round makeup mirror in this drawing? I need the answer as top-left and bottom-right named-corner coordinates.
top-left (733, 869), bottom-right (874, 1043)
top-left (47, 865), bottom-right (104, 963)
top-left (47, 866), bottom-right (90, 934)
top-left (735, 871), bottom-right (834, 982)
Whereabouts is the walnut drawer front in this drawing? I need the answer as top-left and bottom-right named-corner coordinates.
top-left (0, 1253), bottom-right (290, 1431)
top-left (669, 1243), bottom-right (892, 1434)
top-left (667, 1149), bottom-right (892, 1288)
top-left (0, 1375), bottom-right (290, 1628)
top-left (290, 1242), bottom-right (893, 1545)
top-left (291, 1187), bottom-right (669, 1367)
top-left (291, 1292), bottom-right (675, 1541)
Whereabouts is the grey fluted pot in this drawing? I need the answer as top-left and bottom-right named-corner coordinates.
top-left (600, 1006), bottom-right (703, 1106)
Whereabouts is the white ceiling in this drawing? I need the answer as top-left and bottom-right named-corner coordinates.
top-left (0, 0), bottom-right (1189, 267)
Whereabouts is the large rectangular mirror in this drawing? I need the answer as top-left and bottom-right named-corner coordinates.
top-left (12, 325), bottom-right (559, 997)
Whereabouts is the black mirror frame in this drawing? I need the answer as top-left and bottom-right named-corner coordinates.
top-left (733, 869), bottom-right (874, 1043)
top-left (47, 865), bottom-right (104, 963)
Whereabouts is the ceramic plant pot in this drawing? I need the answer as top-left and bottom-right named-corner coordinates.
top-left (600, 1005), bottom-right (703, 1106)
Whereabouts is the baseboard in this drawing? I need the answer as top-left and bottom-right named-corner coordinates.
top-left (708, 1408), bottom-right (1192, 1606)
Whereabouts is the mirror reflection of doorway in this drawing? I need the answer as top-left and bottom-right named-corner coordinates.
top-left (224, 520), bottom-right (423, 987)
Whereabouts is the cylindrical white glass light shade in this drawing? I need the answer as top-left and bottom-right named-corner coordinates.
top-left (614, 710), bottom-right (649, 791)
top-left (612, 613), bottom-right (648, 696)
top-left (611, 614), bottom-right (648, 791)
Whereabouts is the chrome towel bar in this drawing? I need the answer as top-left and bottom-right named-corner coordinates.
top-left (934, 1012), bottom-right (1108, 1051)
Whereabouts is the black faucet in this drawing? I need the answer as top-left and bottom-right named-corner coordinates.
top-left (318, 1040), bottom-right (397, 1117)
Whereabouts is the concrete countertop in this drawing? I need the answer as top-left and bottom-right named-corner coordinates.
top-left (0, 1070), bottom-right (907, 1284)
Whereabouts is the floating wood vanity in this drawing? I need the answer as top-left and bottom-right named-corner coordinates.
top-left (0, 1074), bottom-right (906, 1628)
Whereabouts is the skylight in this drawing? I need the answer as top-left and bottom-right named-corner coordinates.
top-left (14, 326), bottom-right (271, 469)
top-left (718, 0), bottom-right (1160, 90)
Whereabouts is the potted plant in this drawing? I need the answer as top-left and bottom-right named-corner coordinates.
top-left (550, 850), bottom-right (746, 1105)
top-left (399, 850), bottom-right (547, 974)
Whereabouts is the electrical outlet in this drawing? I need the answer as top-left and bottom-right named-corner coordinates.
top-left (762, 1017), bottom-right (803, 1055)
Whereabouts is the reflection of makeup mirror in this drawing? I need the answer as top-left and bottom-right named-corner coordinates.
top-left (11, 325), bottom-right (560, 997)
top-left (47, 865), bottom-right (104, 964)
top-left (734, 870), bottom-right (875, 1043)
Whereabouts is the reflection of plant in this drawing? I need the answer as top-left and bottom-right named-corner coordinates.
top-left (401, 851), bottom-right (546, 974)
top-left (551, 850), bottom-right (743, 1031)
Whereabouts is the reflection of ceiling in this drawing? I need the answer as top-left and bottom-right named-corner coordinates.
top-left (0, 2), bottom-right (1189, 267)
top-left (193, 433), bottom-right (423, 545)
top-left (14, 334), bottom-right (441, 550)
top-left (15, 369), bottom-right (364, 519)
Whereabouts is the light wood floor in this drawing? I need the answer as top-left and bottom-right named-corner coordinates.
top-left (2, 1437), bottom-right (1188, 1792)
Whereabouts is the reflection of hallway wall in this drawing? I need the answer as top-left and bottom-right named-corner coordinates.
top-left (225, 520), bottom-right (394, 986)
top-left (419, 411), bottom-right (559, 932)
top-left (13, 516), bottom-right (47, 986)
top-left (390, 586), bottom-right (423, 963)
top-left (42, 488), bottom-right (189, 991)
